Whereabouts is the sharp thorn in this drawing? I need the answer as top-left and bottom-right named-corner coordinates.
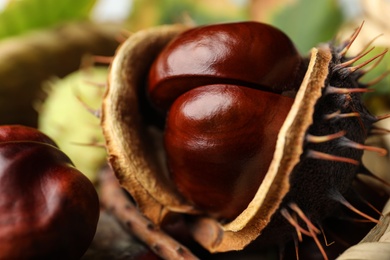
top-left (307, 149), bottom-right (360, 165)
top-left (120, 29), bottom-right (132, 38)
top-left (339, 21), bottom-right (365, 57)
top-left (338, 137), bottom-right (388, 156)
top-left (375, 113), bottom-right (390, 121)
top-left (288, 203), bottom-right (321, 234)
top-left (347, 49), bottom-right (388, 74)
top-left (357, 33), bottom-right (384, 56)
top-left (329, 190), bottom-right (380, 224)
top-left (291, 213), bottom-right (303, 242)
top-left (93, 55), bottom-right (114, 64)
top-left (306, 131), bottom-right (346, 143)
top-left (358, 164), bottom-right (390, 187)
top-left (337, 216), bottom-right (377, 223)
top-left (355, 190), bottom-right (384, 217)
top-left (115, 34), bottom-right (128, 43)
top-left (324, 110), bottom-right (360, 120)
top-left (335, 46), bottom-right (376, 70)
top-left (310, 226), bottom-right (328, 260)
top-left (75, 95), bottom-right (102, 118)
top-left (325, 86), bottom-right (374, 95)
top-left (288, 203), bottom-right (329, 260)
top-left (359, 51), bottom-right (386, 78)
top-left (116, 29), bottom-right (132, 43)
top-left (319, 225), bottom-right (335, 247)
top-left (83, 79), bottom-right (107, 88)
top-left (370, 125), bottom-right (390, 135)
top-left (364, 70), bottom-right (390, 87)
top-left (280, 208), bottom-right (311, 238)
top-left (293, 236), bottom-right (300, 260)
top-left (69, 141), bottom-right (106, 149)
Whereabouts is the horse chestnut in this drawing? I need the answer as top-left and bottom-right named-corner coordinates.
top-left (164, 84), bottom-right (293, 220)
top-left (0, 125), bottom-right (99, 259)
top-left (148, 22), bottom-right (305, 112)
top-left (102, 21), bottom-right (389, 257)
top-left (147, 22), bottom-right (306, 221)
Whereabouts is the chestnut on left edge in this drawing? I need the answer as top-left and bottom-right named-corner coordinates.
top-left (0, 125), bottom-right (99, 259)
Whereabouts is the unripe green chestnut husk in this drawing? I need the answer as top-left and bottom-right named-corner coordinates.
top-left (101, 21), bottom-right (388, 254)
top-left (0, 125), bottom-right (100, 259)
top-left (38, 67), bottom-right (108, 183)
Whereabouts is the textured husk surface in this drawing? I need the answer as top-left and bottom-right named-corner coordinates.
top-left (338, 129), bottom-right (390, 259)
top-left (337, 200), bottom-right (390, 260)
top-left (101, 24), bottom-right (197, 224)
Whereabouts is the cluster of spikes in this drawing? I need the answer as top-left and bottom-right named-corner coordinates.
top-left (279, 21), bottom-right (390, 260)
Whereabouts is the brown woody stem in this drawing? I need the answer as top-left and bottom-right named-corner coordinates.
top-left (99, 167), bottom-right (199, 260)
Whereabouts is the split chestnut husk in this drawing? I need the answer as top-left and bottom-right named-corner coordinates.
top-left (101, 22), bottom-right (389, 256)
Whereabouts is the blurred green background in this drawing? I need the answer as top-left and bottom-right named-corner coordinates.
top-left (0, 0), bottom-right (387, 73)
top-left (0, 0), bottom-right (372, 52)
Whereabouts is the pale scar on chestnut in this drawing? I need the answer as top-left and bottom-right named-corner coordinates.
top-left (101, 21), bottom-right (389, 259)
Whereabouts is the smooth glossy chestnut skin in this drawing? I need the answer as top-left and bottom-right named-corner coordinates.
top-left (148, 21), bottom-right (304, 112)
top-left (0, 125), bottom-right (99, 259)
top-left (164, 84), bottom-right (294, 220)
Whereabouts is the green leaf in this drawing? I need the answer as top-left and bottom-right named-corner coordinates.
top-left (0, 0), bottom-right (96, 39)
top-left (128, 0), bottom-right (248, 30)
top-left (269, 0), bottom-right (344, 54)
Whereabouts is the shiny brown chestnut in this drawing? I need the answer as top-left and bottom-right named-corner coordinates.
top-left (148, 22), bottom-right (305, 112)
top-left (149, 22), bottom-right (304, 221)
top-left (164, 84), bottom-right (293, 220)
top-left (148, 22), bottom-right (304, 221)
top-left (0, 125), bottom-right (99, 259)
top-left (101, 21), bottom-right (388, 257)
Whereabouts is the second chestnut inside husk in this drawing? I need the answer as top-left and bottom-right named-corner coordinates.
top-left (101, 21), bottom-right (382, 253)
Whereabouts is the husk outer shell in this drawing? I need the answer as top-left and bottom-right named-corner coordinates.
top-left (101, 25), bottom-right (197, 224)
top-left (101, 24), bottom-right (332, 252)
top-left (190, 47), bottom-right (331, 252)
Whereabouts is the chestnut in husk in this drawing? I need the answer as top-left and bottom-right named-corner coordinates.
top-left (164, 84), bottom-right (293, 220)
top-left (0, 125), bottom-right (99, 259)
top-left (147, 22), bottom-right (306, 221)
top-left (147, 22), bottom-right (305, 112)
top-left (101, 21), bottom-right (389, 258)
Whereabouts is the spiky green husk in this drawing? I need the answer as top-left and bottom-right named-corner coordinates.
top-left (39, 67), bottom-right (107, 182)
